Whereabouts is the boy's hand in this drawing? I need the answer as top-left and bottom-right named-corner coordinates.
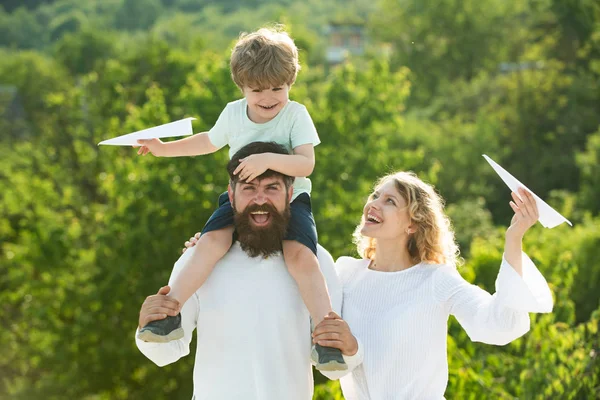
top-left (135, 138), bottom-right (165, 157)
top-left (233, 153), bottom-right (271, 182)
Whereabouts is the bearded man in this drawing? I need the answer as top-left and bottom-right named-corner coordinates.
top-left (135, 142), bottom-right (363, 400)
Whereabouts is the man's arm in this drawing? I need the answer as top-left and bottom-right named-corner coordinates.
top-left (135, 248), bottom-right (201, 366)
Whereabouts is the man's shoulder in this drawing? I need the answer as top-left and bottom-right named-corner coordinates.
top-left (316, 244), bottom-right (334, 266)
top-left (335, 255), bottom-right (365, 265)
top-left (334, 256), bottom-right (367, 284)
top-left (315, 245), bottom-right (342, 295)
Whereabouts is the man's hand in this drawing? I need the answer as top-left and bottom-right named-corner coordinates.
top-left (182, 232), bottom-right (201, 254)
top-left (135, 138), bottom-right (165, 157)
top-left (233, 153), bottom-right (271, 182)
top-left (312, 312), bottom-right (358, 356)
top-left (138, 286), bottom-right (180, 329)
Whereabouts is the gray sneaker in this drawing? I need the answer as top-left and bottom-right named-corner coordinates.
top-left (311, 344), bottom-right (348, 371)
top-left (137, 313), bottom-right (184, 343)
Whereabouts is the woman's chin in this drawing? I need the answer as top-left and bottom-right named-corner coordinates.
top-left (360, 226), bottom-right (376, 237)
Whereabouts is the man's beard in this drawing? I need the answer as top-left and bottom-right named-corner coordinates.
top-left (233, 201), bottom-right (291, 258)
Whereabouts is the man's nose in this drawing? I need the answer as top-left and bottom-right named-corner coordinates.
top-left (253, 194), bottom-right (267, 205)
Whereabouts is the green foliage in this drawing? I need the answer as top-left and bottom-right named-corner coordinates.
top-left (313, 380), bottom-right (344, 400)
top-left (1, 0), bottom-right (600, 399)
top-left (577, 128), bottom-right (600, 214)
top-left (446, 197), bottom-right (495, 256)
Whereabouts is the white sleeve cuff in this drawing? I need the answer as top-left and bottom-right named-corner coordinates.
top-left (342, 336), bottom-right (364, 368)
top-left (135, 327), bottom-right (162, 351)
top-left (495, 252), bottom-right (553, 313)
top-left (317, 337), bottom-right (364, 381)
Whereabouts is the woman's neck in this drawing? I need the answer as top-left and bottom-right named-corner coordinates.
top-left (371, 238), bottom-right (416, 272)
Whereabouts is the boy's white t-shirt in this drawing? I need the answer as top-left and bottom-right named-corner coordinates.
top-left (207, 98), bottom-right (320, 200)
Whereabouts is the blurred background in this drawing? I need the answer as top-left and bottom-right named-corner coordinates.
top-left (1, 0), bottom-right (599, 399)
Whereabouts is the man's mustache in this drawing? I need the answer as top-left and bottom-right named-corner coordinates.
top-left (243, 203), bottom-right (279, 215)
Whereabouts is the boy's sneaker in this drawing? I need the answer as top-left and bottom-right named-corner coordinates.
top-left (137, 313), bottom-right (184, 343)
top-left (311, 344), bottom-right (348, 372)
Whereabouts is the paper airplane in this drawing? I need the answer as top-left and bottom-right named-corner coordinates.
top-left (483, 154), bottom-right (572, 228)
top-left (98, 117), bottom-right (195, 146)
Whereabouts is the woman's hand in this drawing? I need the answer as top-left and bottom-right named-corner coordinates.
top-left (312, 312), bottom-right (358, 356)
top-left (504, 188), bottom-right (539, 276)
top-left (506, 188), bottom-right (539, 240)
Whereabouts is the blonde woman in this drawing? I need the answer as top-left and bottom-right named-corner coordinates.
top-left (311, 171), bottom-right (553, 399)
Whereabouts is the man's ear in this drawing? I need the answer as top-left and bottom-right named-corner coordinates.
top-left (228, 183), bottom-right (234, 203)
top-left (288, 185), bottom-right (293, 202)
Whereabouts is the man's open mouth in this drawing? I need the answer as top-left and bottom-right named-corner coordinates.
top-left (250, 210), bottom-right (271, 226)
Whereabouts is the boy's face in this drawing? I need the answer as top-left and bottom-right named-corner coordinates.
top-left (242, 84), bottom-right (290, 124)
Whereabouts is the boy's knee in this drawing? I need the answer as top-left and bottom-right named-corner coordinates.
top-left (199, 229), bottom-right (233, 252)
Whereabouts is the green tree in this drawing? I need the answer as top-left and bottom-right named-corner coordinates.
top-left (577, 128), bottom-right (600, 214)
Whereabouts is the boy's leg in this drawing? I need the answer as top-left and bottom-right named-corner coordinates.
top-left (138, 192), bottom-right (234, 343)
top-left (168, 227), bottom-right (234, 304)
top-left (283, 241), bottom-right (346, 371)
top-left (284, 193), bottom-right (347, 371)
top-left (283, 240), bottom-right (331, 327)
top-left (137, 227), bottom-right (233, 343)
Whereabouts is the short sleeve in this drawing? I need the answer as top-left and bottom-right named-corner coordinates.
top-left (290, 104), bottom-right (320, 149)
top-left (207, 104), bottom-right (232, 149)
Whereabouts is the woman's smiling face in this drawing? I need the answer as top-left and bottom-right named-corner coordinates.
top-left (361, 180), bottom-right (413, 241)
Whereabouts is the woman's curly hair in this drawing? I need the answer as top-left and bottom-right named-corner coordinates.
top-left (353, 171), bottom-right (461, 266)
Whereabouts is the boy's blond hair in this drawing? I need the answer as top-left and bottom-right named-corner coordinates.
top-left (230, 26), bottom-right (300, 90)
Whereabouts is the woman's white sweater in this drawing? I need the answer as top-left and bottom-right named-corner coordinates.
top-left (333, 252), bottom-right (553, 400)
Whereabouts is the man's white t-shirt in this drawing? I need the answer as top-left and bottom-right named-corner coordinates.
top-left (207, 99), bottom-right (320, 200)
top-left (135, 243), bottom-right (362, 400)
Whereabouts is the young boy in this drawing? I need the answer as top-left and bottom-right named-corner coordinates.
top-left (135, 27), bottom-right (346, 371)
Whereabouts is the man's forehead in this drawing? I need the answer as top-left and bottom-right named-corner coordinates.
top-left (237, 176), bottom-right (285, 187)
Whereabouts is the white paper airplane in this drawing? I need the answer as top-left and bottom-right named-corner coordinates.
top-left (483, 154), bottom-right (572, 228)
top-left (98, 117), bottom-right (196, 146)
